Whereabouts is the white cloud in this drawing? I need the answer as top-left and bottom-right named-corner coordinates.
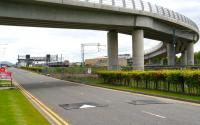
top-left (0, 0), bottom-right (199, 63)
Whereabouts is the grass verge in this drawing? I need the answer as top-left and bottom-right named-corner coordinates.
top-left (0, 89), bottom-right (50, 125)
top-left (64, 76), bottom-right (200, 103)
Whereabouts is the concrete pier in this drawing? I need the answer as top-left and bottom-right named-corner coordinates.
top-left (107, 31), bottom-right (118, 70)
top-left (186, 42), bottom-right (194, 65)
top-left (181, 50), bottom-right (187, 66)
top-left (132, 29), bottom-right (144, 70)
top-left (167, 43), bottom-right (176, 66)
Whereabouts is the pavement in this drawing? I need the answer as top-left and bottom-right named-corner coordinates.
top-left (9, 68), bottom-right (200, 125)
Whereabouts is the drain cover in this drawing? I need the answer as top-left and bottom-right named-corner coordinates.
top-left (59, 102), bottom-right (108, 110)
top-left (129, 100), bottom-right (169, 105)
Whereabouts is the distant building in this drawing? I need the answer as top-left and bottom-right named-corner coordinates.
top-left (16, 61), bottom-right (27, 67)
top-left (85, 57), bottom-right (107, 67)
top-left (17, 54), bottom-right (69, 67)
top-left (85, 54), bottom-right (131, 67)
top-left (70, 62), bottom-right (82, 66)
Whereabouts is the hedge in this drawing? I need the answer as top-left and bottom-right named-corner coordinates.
top-left (20, 67), bottom-right (43, 73)
top-left (22, 66), bottom-right (106, 74)
top-left (97, 70), bottom-right (200, 95)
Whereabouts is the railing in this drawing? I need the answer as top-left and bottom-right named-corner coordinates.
top-left (73, 0), bottom-right (198, 31)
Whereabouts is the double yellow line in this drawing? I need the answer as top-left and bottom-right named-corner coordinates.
top-left (15, 82), bottom-right (70, 125)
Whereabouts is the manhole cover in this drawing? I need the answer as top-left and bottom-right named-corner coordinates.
top-left (128, 100), bottom-right (169, 105)
top-left (59, 102), bottom-right (108, 110)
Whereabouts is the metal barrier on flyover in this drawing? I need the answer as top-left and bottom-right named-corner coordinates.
top-left (74, 0), bottom-right (198, 31)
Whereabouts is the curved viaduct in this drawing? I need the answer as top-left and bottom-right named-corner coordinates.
top-left (1, 0), bottom-right (199, 70)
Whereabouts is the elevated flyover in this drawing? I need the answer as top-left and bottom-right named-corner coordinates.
top-left (144, 42), bottom-right (166, 60)
top-left (0, 0), bottom-right (199, 69)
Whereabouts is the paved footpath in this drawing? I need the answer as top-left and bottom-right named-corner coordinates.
top-left (10, 68), bottom-right (200, 125)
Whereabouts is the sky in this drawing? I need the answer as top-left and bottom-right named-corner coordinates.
top-left (0, 0), bottom-right (199, 63)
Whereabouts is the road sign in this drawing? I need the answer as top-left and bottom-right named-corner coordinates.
top-left (0, 72), bottom-right (12, 80)
top-left (0, 70), bottom-right (12, 86)
top-left (0, 67), bottom-right (6, 72)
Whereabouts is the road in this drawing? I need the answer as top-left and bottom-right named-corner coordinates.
top-left (10, 68), bottom-right (200, 125)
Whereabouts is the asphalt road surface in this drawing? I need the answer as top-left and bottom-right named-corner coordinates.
top-left (10, 68), bottom-right (200, 125)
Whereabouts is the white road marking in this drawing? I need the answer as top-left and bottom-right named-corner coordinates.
top-left (80, 104), bottom-right (96, 109)
top-left (142, 110), bottom-right (166, 119)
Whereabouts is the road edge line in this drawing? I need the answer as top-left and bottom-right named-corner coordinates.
top-left (14, 81), bottom-right (70, 125)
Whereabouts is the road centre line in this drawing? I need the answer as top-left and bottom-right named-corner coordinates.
top-left (142, 110), bottom-right (166, 119)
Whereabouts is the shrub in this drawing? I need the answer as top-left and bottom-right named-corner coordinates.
top-left (97, 70), bottom-right (200, 95)
top-left (20, 67), bottom-right (43, 73)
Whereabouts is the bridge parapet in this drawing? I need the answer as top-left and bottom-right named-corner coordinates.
top-left (144, 42), bottom-right (163, 55)
top-left (72, 0), bottom-right (199, 32)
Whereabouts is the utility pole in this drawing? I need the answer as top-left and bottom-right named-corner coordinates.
top-left (61, 54), bottom-right (63, 62)
top-left (81, 44), bottom-right (85, 67)
top-left (81, 43), bottom-right (106, 67)
top-left (0, 44), bottom-right (8, 61)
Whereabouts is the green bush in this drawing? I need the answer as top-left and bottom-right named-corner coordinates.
top-left (97, 70), bottom-right (200, 95)
top-left (20, 67), bottom-right (43, 73)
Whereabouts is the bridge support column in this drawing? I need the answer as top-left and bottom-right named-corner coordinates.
top-left (186, 42), bottom-right (194, 65)
top-left (107, 31), bottom-right (118, 70)
top-left (167, 43), bottom-right (175, 66)
top-left (132, 29), bottom-right (144, 70)
top-left (181, 50), bottom-right (187, 66)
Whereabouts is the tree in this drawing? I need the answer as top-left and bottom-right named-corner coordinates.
top-left (194, 51), bottom-right (200, 65)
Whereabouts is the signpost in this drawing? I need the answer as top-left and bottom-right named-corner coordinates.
top-left (0, 67), bottom-right (12, 86)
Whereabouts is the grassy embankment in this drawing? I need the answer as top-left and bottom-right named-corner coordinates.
top-left (0, 89), bottom-right (50, 125)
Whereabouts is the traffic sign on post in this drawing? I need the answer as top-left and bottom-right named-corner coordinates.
top-left (0, 72), bottom-right (12, 79)
top-left (0, 67), bottom-right (12, 86)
